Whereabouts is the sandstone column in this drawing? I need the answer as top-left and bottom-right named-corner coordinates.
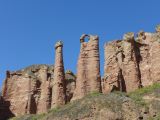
top-left (150, 26), bottom-right (160, 83)
top-left (72, 34), bottom-right (101, 100)
top-left (52, 41), bottom-right (66, 108)
top-left (37, 66), bottom-right (51, 113)
top-left (72, 35), bottom-right (89, 100)
top-left (121, 32), bottom-right (141, 92)
top-left (103, 41), bottom-right (122, 93)
top-left (87, 35), bottom-right (101, 92)
top-left (103, 33), bottom-right (142, 93)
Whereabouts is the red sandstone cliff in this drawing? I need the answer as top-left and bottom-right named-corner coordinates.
top-left (0, 65), bottom-right (76, 120)
top-left (103, 26), bottom-right (160, 93)
top-left (0, 26), bottom-right (160, 119)
top-left (2, 65), bottom-right (54, 116)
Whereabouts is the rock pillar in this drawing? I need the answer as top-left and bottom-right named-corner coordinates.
top-left (72, 34), bottom-right (101, 100)
top-left (52, 41), bottom-right (66, 108)
top-left (103, 32), bottom-right (141, 93)
top-left (37, 66), bottom-right (51, 113)
top-left (122, 32), bottom-right (141, 92)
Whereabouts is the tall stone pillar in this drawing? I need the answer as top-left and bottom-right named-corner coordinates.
top-left (52, 41), bottom-right (66, 108)
top-left (88, 35), bottom-right (101, 92)
top-left (122, 32), bottom-right (141, 92)
top-left (37, 66), bottom-right (50, 113)
top-left (72, 34), bottom-right (101, 100)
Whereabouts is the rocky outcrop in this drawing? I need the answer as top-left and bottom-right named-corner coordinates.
top-left (36, 65), bottom-right (52, 114)
top-left (1, 65), bottom-right (54, 117)
top-left (72, 34), bottom-right (101, 100)
top-left (52, 41), bottom-right (66, 108)
top-left (0, 41), bottom-right (77, 119)
top-left (65, 70), bottom-right (76, 102)
top-left (1, 25), bottom-right (160, 119)
top-left (103, 26), bottom-right (160, 93)
top-left (0, 96), bottom-right (14, 120)
top-left (1, 65), bottom-right (76, 119)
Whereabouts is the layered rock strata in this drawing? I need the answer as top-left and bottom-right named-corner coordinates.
top-left (0, 65), bottom-right (76, 119)
top-left (0, 96), bottom-right (14, 120)
top-left (1, 65), bottom-right (54, 116)
top-left (72, 34), bottom-right (101, 100)
top-left (1, 26), bottom-right (160, 120)
top-left (103, 26), bottom-right (160, 93)
top-left (65, 70), bottom-right (76, 102)
top-left (51, 41), bottom-right (66, 108)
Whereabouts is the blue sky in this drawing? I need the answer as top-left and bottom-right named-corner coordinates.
top-left (0, 0), bottom-right (160, 89)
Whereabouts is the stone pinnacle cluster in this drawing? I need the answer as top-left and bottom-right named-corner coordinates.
top-left (1, 25), bottom-right (160, 120)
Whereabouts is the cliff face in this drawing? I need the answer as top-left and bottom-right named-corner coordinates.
top-left (0, 96), bottom-right (14, 120)
top-left (103, 29), bottom-right (160, 93)
top-left (1, 26), bottom-right (160, 119)
top-left (1, 65), bottom-right (76, 119)
top-left (2, 65), bottom-right (54, 116)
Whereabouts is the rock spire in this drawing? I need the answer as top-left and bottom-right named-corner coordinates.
top-left (51, 41), bottom-right (66, 108)
top-left (72, 34), bottom-right (101, 100)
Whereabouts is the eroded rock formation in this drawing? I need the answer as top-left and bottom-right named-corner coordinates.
top-left (72, 34), bottom-right (101, 100)
top-left (103, 27), bottom-right (160, 93)
top-left (65, 70), bottom-right (76, 102)
top-left (51, 41), bottom-right (66, 108)
top-left (0, 65), bottom-right (76, 119)
top-left (1, 65), bottom-right (54, 116)
top-left (1, 26), bottom-right (160, 119)
top-left (0, 96), bottom-right (14, 120)
top-left (0, 41), bottom-right (77, 119)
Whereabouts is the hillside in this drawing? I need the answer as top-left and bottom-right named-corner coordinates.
top-left (10, 83), bottom-right (160, 120)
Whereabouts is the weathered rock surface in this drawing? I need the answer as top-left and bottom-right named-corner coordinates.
top-left (52, 41), bottom-right (66, 108)
top-left (1, 26), bottom-right (160, 120)
top-left (0, 41), bottom-right (76, 120)
top-left (103, 29), bottom-right (160, 93)
top-left (1, 65), bottom-right (54, 116)
top-left (0, 64), bottom-right (76, 120)
top-left (72, 34), bottom-right (101, 100)
top-left (0, 96), bottom-right (14, 120)
top-left (65, 70), bottom-right (76, 102)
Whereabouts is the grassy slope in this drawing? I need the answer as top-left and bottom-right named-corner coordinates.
top-left (10, 83), bottom-right (160, 120)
